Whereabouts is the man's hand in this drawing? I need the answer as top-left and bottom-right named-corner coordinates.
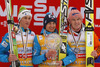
top-left (8, 54), bottom-right (18, 62)
top-left (91, 50), bottom-right (98, 58)
top-left (45, 49), bottom-right (57, 59)
top-left (56, 61), bottom-right (62, 67)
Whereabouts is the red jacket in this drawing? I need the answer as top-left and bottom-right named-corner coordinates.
top-left (94, 33), bottom-right (100, 56)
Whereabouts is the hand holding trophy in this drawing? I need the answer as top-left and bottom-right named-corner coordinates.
top-left (45, 33), bottom-right (62, 66)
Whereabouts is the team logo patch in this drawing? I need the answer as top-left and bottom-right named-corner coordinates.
top-left (39, 36), bottom-right (43, 40)
top-left (5, 39), bottom-right (9, 43)
top-left (1, 41), bottom-right (8, 48)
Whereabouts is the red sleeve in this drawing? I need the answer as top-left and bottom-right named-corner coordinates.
top-left (94, 33), bottom-right (100, 56)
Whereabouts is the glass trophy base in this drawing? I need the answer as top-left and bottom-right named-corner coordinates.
top-left (48, 61), bottom-right (59, 66)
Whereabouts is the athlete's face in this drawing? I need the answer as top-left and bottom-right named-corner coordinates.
top-left (69, 17), bottom-right (82, 32)
top-left (19, 15), bottom-right (32, 29)
top-left (46, 22), bottom-right (56, 32)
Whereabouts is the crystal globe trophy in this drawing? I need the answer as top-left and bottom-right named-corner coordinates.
top-left (45, 33), bottom-right (62, 66)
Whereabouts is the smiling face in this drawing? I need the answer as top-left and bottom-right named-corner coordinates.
top-left (69, 16), bottom-right (82, 32)
top-left (46, 22), bottom-right (56, 32)
top-left (19, 15), bottom-right (32, 29)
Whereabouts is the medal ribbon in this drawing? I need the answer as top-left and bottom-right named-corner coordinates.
top-left (70, 26), bottom-right (81, 48)
top-left (20, 27), bottom-right (28, 59)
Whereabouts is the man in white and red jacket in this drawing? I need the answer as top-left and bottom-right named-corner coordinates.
top-left (67, 7), bottom-right (100, 67)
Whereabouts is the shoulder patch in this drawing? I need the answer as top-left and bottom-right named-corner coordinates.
top-left (1, 41), bottom-right (8, 48)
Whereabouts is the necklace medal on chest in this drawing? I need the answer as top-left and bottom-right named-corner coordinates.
top-left (70, 27), bottom-right (81, 54)
top-left (22, 53), bottom-right (27, 59)
top-left (74, 46), bottom-right (80, 54)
